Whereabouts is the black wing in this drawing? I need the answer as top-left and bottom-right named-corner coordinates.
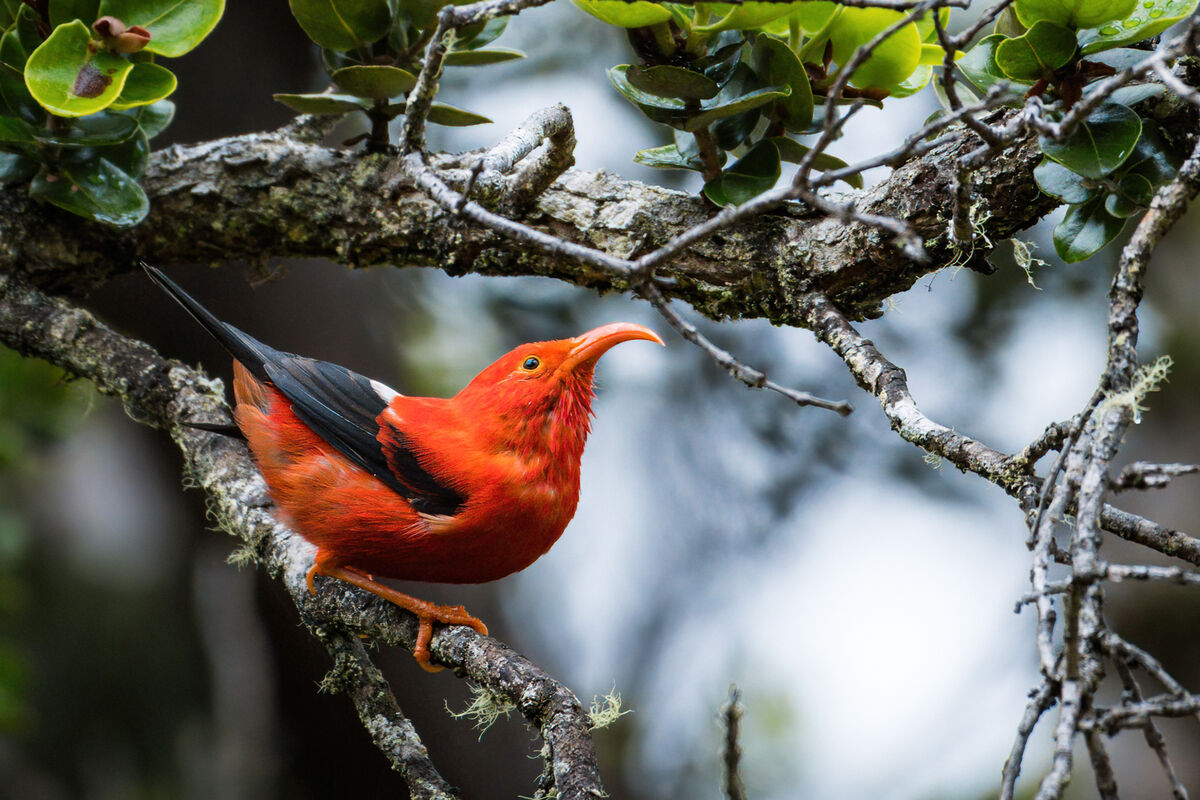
top-left (379, 424), bottom-right (467, 516)
top-left (262, 357), bottom-right (395, 488)
top-left (145, 263), bottom-right (465, 516)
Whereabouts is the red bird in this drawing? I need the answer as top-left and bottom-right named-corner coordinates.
top-left (146, 266), bottom-right (663, 669)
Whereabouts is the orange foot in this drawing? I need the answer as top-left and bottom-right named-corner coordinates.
top-left (307, 562), bottom-right (488, 672)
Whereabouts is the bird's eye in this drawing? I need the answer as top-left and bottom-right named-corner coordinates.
top-left (521, 356), bottom-right (541, 371)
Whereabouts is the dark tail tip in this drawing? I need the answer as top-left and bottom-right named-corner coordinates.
top-left (142, 261), bottom-right (273, 383)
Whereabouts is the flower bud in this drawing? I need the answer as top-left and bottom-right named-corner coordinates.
top-left (92, 16), bottom-right (151, 54)
top-left (111, 25), bottom-right (152, 54)
top-left (92, 15), bottom-right (126, 38)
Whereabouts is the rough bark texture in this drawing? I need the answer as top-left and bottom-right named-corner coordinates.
top-left (2, 121), bottom-right (1055, 323)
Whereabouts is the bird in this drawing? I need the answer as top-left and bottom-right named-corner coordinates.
top-left (145, 264), bottom-right (663, 670)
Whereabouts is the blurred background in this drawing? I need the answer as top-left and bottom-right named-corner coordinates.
top-left (2, 3), bottom-right (1200, 799)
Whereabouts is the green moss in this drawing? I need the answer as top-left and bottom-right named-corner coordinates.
top-left (446, 682), bottom-right (516, 736)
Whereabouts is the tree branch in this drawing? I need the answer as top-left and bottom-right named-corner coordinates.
top-left (0, 112), bottom-right (1070, 323)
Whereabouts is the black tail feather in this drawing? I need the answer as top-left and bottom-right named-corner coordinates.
top-left (142, 262), bottom-right (279, 383)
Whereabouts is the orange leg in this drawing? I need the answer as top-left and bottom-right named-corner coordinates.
top-left (307, 562), bottom-right (488, 672)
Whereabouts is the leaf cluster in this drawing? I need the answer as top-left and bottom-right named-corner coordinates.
top-left (0, 0), bottom-right (223, 226)
top-left (577, 0), bottom-right (949, 205)
top-left (276, 0), bottom-right (523, 149)
top-left (956, 0), bottom-right (1196, 261)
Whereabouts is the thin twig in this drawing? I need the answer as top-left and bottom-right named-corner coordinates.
top-left (643, 284), bottom-right (853, 415)
top-left (1113, 461), bottom-right (1200, 492)
top-left (1111, 657), bottom-right (1190, 800)
top-left (1000, 680), bottom-right (1057, 800)
top-left (1010, 420), bottom-right (1073, 473)
top-left (1083, 726), bottom-right (1120, 800)
top-left (1102, 632), bottom-right (1190, 699)
top-left (721, 686), bottom-right (748, 800)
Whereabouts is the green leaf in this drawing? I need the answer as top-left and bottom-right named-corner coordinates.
top-left (273, 91), bottom-right (371, 114)
top-left (1079, 0), bottom-right (1199, 54)
top-left (49, 0), bottom-right (100, 28)
top-left (626, 65), bottom-right (719, 101)
top-left (612, 61), bottom-right (786, 132)
top-left (287, 0), bottom-right (390, 51)
top-left (1015, 0), bottom-right (1136, 29)
top-left (1040, 102), bottom-right (1141, 179)
top-left (97, 0), bottom-right (225, 57)
top-left (120, 97), bottom-right (172, 137)
top-left (453, 16), bottom-right (508, 50)
top-left (914, 7), bottom-right (950, 42)
top-left (404, 0), bottom-right (479, 32)
top-left (29, 156), bottom-right (149, 226)
top-left (10, 4), bottom-right (41, 53)
top-left (958, 34), bottom-right (1005, 90)
top-left (443, 48), bottom-right (525, 66)
top-left (1053, 194), bottom-right (1125, 261)
top-left (994, 20), bottom-right (1077, 82)
top-left (684, 84), bottom-right (789, 130)
top-left (1118, 171), bottom-right (1155, 205)
top-left (427, 102), bottom-right (490, 126)
top-left (711, 108), bottom-right (759, 150)
top-left (570, 0), bottom-right (671, 28)
top-left (959, 33), bottom-right (1033, 93)
top-left (74, 127), bottom-right (149, 177)
top-left (703, 140), bottom-right (781, 206)
top-left (25, 20), bottom-right (134, 116)
top-left (0, 0), bottom-right (17, 29)
top-left (34, 110), bottom-right (138, 145)
top-left (609, 64), bottom-right (688, 111)
top-left (918, 43), bottom-right (947, 65)
top-left (890, 63), bottom-right (933, 98)
top-left (0, 115), bottom-right (36, 144)
top-left (633, 142), bottom-right (712, 171)
top-left (0, 28), bottom-right (40, 122)
top-left (751, 35), bottom-right (813, 130)
top-left (767, 136), bottom-right (861, 188)
top-left (698, 41), bottom-right (744, 82)
top-left (933, 72), bottom-right (980, 113)
top-left (1105, 83), bottom-right (1165, 108)
top-left (793, 1), bottom-right (840, 36)
top-left (1087, 47), bottom-right (1153, 71)
top-left (1034, 156), bottom-right (1094, 203)
top-left (108, 61), bottom-right (175, 109)
top-left (828, 8), bottom-right (923, 91)
top-left (1104, 172), bottom-right (1153, 217)
top-left (331, 64), bottom-right (416, 99)
top-left (0, 20), bottom-right (29, 70)
top-left (0, 150), bottom-right (36, 182)
top-left (693, 2), bottom-right (802, 33)
top-left (1122, 120), bottom-right (1180, 187)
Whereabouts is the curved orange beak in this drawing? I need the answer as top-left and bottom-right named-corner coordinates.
top-left (562, 323), bottom-right (664, 371)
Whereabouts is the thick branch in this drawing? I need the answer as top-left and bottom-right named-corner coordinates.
top-left (0, 118), bottom-right (1061, 322)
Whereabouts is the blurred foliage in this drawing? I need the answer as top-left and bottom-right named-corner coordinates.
top-left (0, 0), bottom-right (223, 226)
top-left (0, 344), bottom-right (87, 470)
top-left (0, 344), bottom-right (90, 733)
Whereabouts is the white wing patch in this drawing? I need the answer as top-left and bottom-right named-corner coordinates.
top-left (371, 379), bottom-right (401, 403)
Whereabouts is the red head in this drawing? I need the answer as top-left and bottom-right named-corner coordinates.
top-left (454, 323), bottom-right (664, 457)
